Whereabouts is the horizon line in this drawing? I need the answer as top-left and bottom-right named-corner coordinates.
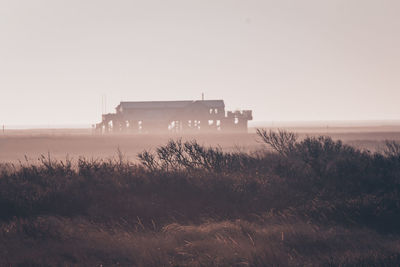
top-left (2, 119), bottom-right (400, 130)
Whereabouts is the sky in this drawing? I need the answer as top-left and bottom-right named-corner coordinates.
top-left (1, 0), bottom-right (399, 126)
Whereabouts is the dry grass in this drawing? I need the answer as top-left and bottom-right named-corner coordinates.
top-left (1, 216), bottom-right (399, 266)
top-left (0, 130), bottom-right (400, 266)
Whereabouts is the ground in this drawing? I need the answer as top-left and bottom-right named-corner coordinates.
top-left (1, 125), bottom-right (400, 163)
top-left (1, 124), bottom-right (400, 266)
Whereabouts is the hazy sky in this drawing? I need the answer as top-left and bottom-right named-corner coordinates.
top-left (1, 0), bottom-right (399, 126)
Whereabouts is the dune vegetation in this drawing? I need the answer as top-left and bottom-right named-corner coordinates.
top-left (0, 130), bottom-right (399, 266)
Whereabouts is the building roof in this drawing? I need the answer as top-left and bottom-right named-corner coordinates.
top-left (118, 100), bottom-right (225, 110)
top-left (193, 100), bottom-right (225, 108)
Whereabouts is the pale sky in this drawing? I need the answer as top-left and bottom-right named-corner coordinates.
top-left (1, 0), bottom-right (399, 126)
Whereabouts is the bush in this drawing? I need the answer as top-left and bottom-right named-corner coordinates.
top-left (0, 130), bottom-right (399, 232)
top-left (138, 139), bottom-right (255, 173)
top-left (1, 130), bottom-right (400, 265)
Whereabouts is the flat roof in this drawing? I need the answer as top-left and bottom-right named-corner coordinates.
top-left (118, 100), bottom-right (225, 110)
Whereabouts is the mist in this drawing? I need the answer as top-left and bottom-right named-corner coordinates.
top-left (1, 0), bottom-right (399, 126)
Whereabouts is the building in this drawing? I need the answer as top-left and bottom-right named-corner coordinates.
top-left (96, 99), bottom-right (252, 133)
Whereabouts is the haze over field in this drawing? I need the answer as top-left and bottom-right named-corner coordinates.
top-left (2, 1), bottom-right (400, 265)
top-left (1, 0), bottom-right (400, 126)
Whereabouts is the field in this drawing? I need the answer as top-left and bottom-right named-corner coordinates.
top-left (0, 125), bottom-right (400, 266)
top-left (2, 125), bottom-right (400, 163)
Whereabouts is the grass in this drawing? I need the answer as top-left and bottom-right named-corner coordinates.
top-left (0, 129), bottom-right (400, 266)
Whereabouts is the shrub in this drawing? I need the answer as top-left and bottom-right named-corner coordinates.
top-left (138, 139), bottom-right (254, 173)
top-left (256, 129), bottom-right (297, 156)
top-left (0, 130), bottom-right (399, 234)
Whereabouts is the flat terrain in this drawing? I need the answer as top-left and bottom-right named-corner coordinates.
top-left (1, 124), bottom-right (400, 265)
top-left (1, 125), bottom-right (400, 265)
top-left (1, 126), bottom-right (400, 163)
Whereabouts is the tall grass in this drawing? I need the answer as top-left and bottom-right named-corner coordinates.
top-left (0, 129), bottom-right (400, 266)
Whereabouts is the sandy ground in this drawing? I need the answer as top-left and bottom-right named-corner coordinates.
top-left (1, 126), bottom-right (400, 164)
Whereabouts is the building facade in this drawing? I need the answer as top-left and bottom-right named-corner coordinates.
top-left (96, 100), bottom-right (252, 133)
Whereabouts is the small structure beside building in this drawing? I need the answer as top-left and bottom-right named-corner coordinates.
top-left (95, 99), bottom-right (252, 133)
